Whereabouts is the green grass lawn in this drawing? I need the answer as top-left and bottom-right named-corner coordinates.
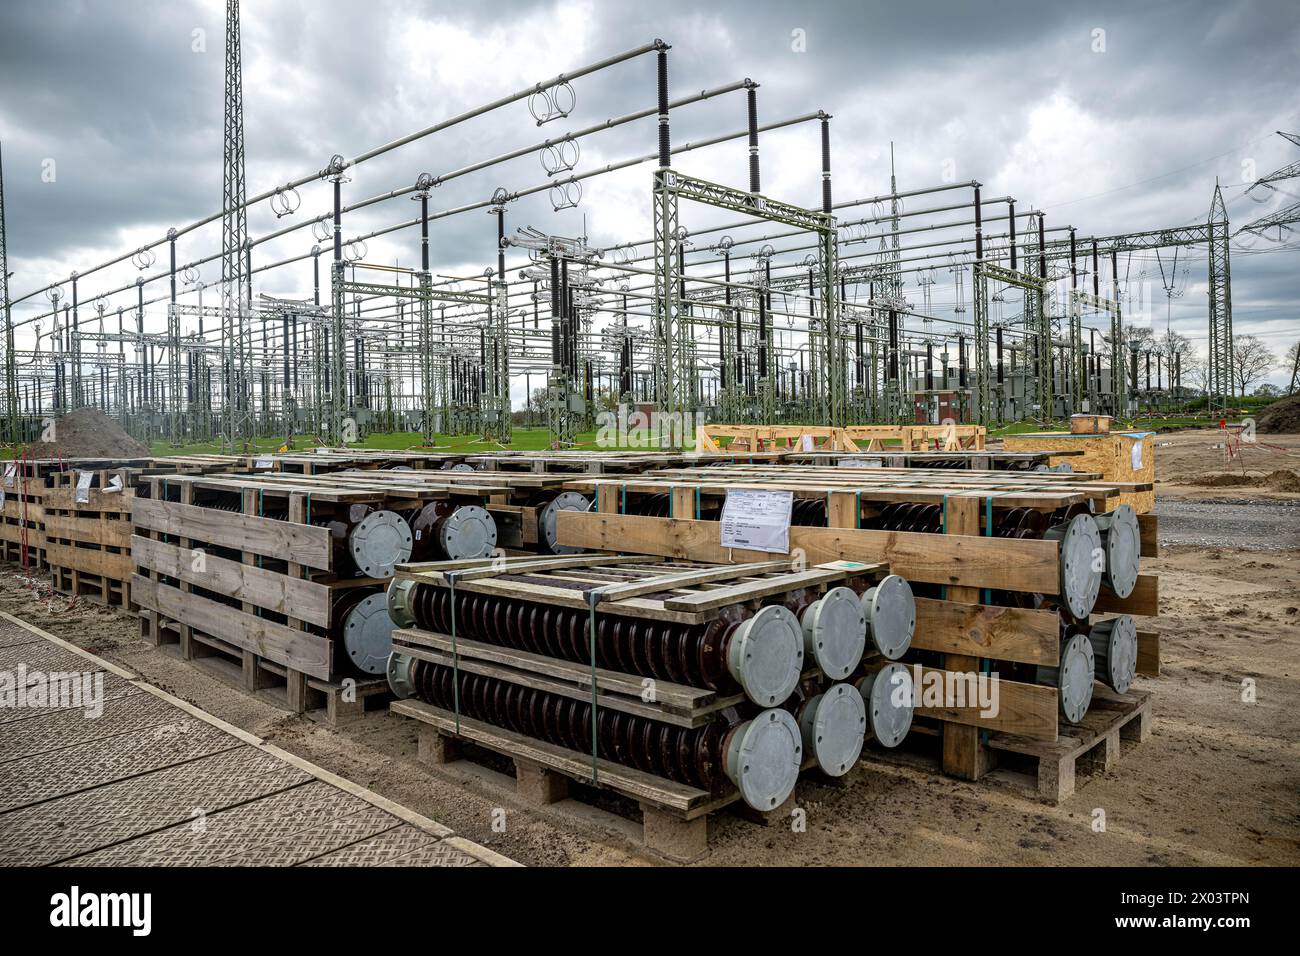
top-left (146, 427), bottom-right (615, 457)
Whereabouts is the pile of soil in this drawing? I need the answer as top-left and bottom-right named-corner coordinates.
top-left (1255, 394), bottom-right (1300, 434)
top-left (24, 408), bottom-right (150, 459)
top-left (1195, 469), bottom-right (1300, 492)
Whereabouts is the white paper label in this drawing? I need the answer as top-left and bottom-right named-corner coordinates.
top-left (103, 475), bottom-right (124, 494)
top-left (1130, 443), bottom-right (1143, 471)
top-left (255, 457), bottom-right (273, 469)
top-left (75, 471), bottom-right (93, 504)
top-left (799, 434), bottom-right (814, 451)
top-left (0, 488), bottom-right (6, 509)
top-left (3, 463), bottom-right (14, 488)
top-left (719, 489), bottom-right (793, 554)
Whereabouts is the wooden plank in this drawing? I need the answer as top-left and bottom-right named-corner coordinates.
top-left (940, 495), bottom-right (990, 778)
top-left (132, 497), bottom-right (332, 569)
top-left (393, 627), bottom-right (718, 711)
top-left (130, 535), bottom-right (332, 627)
top-left (1093, 573), bottom-right (1159, 617)
top-left (912, 598), bottom-right (1059, 665)
top-left (129, 574), bottom-right (333, 679)
top-left (659, 566), bottom-right (867, 611)
top-left (1137, 513), bottom-right (1159, 558)
top-left (1136, 628), bottom-right (1160, 677)
top-left (915, 665), bottom-right (1059, 741)
top-left (590, 561), bottom-right (793, 604)
top-left (556, 511), bottom-right (1061, 593)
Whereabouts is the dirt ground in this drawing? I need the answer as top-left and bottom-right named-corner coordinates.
top-left (1, 427), bottom-right (1296, 866)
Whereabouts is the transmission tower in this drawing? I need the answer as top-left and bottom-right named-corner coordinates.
top-left (1206, 182), bottom-right (1234, 412)
top-left (0, 142), bottom-right (15, 443)
top-left (220, 0), bottom-right (248, 448)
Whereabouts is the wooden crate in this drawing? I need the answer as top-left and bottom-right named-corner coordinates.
top-left (40, 468), bottom-right (135, 608)
top-left (1003, 431), bottom-right (1155, 513)
top-left (386, 554), bottom-right (889, 859)
top-left (554, 472), bottom-right (1161, 777)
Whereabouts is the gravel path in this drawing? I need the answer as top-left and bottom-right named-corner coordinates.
top-left (1157, 497), bottom-right (1300, 550)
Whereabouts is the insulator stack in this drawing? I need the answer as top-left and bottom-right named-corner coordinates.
top-left (866, 502), bottom-right (943, 533)
top-left (531, 491), bottom-right (592, 554)
top-left (790, 498), bottom-right (826, 526)
top-left (854, 661), bottom-right (915, 748)
top-left (388, 580), bottom-right (807, 706)
top-left (1036, 631), bottom-right (1095, 724)
top-left (330, 587), bottom-right (394, 676)
top-left (408, 500), bottom-right (497, 561)
top-left (399, 658), bottom-right (802, 811)
top-left (1094, 505), bottom-right (1140, 599)
top-left (794, 681), bottom-right (866, 776)
top-left (1089, 614), bottom-right (1138, 693)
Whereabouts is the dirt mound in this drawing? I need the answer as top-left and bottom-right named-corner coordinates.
top-left (1195, 469), bottom-right (1300, 492)
top-left (1255, 394), bottom-right (1300, 434)
top-left (23, 408), bottom-right (150, 460)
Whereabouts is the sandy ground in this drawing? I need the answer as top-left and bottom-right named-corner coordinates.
top-left (1, 427), bottom-right (1296, 866)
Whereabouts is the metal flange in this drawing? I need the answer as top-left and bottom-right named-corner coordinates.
top-left (726, 605), bottom-right (803, 706)
top-left (861, 574), bottom-right (916, 659)
top-left (348, 509), bottom-right (414, 578)
top-left (437, 504), bottom-right (497, 560)
top-left (799, 586), bottom-right (867, 680)
top-left (1045, 514), bottom-right (1103, 619)
top-left (857, 661), bottom-right (915, 748)
top-left (723, 708), bottom-right (802, 811)
top-left (387, 579), bottom-right (418, 629)
top-left (387, 650), bottom-right (417, 699)
top-left (1037, 632), bottom-right (1095, 724)
top-left (797, 683), bottom-right (867, 776)
top-left (342, 591), bottom-right (396, 675)
top-left (1089, 614), bottom-right (1138, 693)
top-left (1095, 504), bottom-right (1140, 599)
top-left (537, 491), bottom-right (591, 554)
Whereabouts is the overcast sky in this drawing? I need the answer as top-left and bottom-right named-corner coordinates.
top-left (2, 0), bottom-right (1298, 392)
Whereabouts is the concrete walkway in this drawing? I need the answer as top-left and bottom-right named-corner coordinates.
top-left (0, 611), bottom-right (517, 867)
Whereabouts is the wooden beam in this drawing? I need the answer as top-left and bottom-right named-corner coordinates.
top-left (940, 495), bottom-right (992, 778)
top-left (132, 497), bottom-right (333, 570)
top-left (131, 535), bottom-right (332, 627)
top-left (556, 511), bottom-right (1061, 593)
top-left (913, 598), bottom-right (1059, 666)
top-left (916, 665), bottom-right (1058, 741)
top-left (130, 574), bottom-right (332, 679)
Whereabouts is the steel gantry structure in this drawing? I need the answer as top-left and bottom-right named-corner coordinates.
top-left (1, 9), bottom-right (1254, 451)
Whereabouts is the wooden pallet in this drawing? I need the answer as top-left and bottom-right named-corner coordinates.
top-left (393, 697), bottom-right (801, 862)
top-left (987, 686), bottom-right (1152, 801)
top-left (872, 686), bottom-right (1152, 803)
top-left (139, 610), bottom-right (390, 727)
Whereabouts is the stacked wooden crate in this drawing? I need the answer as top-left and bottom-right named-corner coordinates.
top-left (128, 467), bottom-right (595, 722)
top-left (555, 463), bottom-right (1159, 802)
top-left (386, 554), bottom-right (902, 860)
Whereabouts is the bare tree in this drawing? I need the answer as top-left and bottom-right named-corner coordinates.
top-left (1232, 334), bottom-right (1275, 395)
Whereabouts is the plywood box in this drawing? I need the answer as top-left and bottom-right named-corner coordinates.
top-left (1002, 431), bottom-right (1155, 513)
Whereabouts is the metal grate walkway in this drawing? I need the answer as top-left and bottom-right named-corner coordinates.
top-left (0, 611), bottom-right (516, 867)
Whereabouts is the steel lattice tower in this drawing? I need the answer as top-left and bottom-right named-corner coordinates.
top-left (1207, 183), bottom-right (1233, 411)
top-left (220, 0), bottom-right (248, 446)
top-left (0, 142), bottom-right (15, 443)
